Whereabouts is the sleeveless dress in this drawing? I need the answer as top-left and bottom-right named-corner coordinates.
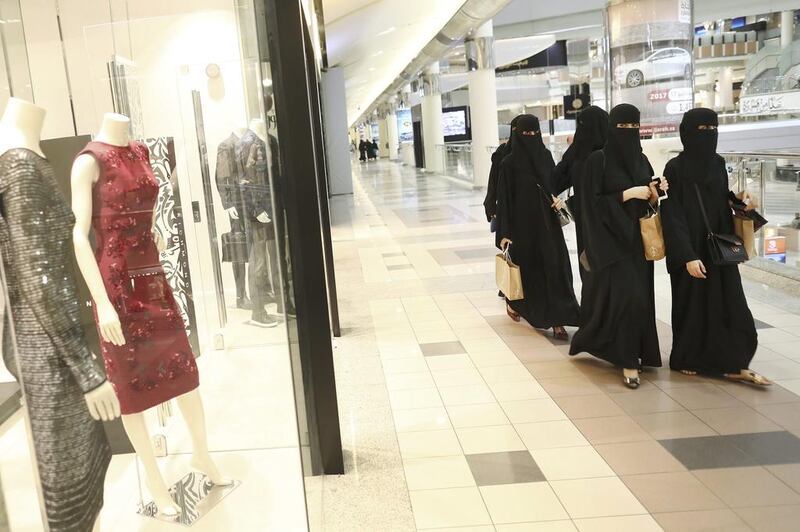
top-left (0, 148), bottom-right (110, 531)
top-left (78, 141), bottom-right (199, 414)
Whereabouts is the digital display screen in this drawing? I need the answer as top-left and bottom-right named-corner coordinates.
top-left (396, 109), bottom-right (413, 142)
top-left (442, 109), bottom-right (467, 137)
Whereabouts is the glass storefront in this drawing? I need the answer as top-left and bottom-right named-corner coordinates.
top-left (0, 0), bottom-right (339, 530)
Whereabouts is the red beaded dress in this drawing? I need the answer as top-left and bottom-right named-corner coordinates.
top-left (78, 141), bottom-right (199, 414)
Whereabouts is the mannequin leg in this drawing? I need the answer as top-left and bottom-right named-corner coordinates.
top-left (175, 389), bottom-right (231, 485)
top-left (121, 413), bottom-right (180, 515)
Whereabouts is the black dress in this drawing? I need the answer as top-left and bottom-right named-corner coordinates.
top-left (496, 117), bottom-right (580, 328)
top-left (569, 151), bottom-right (661, 369)
top-left (661, 154), bottom-right (757, 373)
top-left (0, 148), bottom-right (111, 531)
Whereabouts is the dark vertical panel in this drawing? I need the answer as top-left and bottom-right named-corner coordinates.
top-left (263, 0), bottom-right (343, 475)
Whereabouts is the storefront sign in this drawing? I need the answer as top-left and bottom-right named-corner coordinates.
top-left (739, 91), bottom-right (800, 115)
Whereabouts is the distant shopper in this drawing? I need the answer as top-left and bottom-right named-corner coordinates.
top-left (552, 105), bottom-right (608, 277)
top-left (497, 114), bottom-right (580, 340)
top-left (661, 108), bottom-right (769, 385)
top-left (366, 138), bottom-right (378, 160)
top-left (371, 139), bottom-right (379, 159)
top-left (569, 104), bottom-right (667, 388)
top-left (791, 212), bottom-right (800, 229)
top-left (358, 139), bottom-right (367, 162)
top-left (484, 115), bottom-right (522, 227)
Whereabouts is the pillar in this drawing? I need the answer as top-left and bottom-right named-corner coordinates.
top-left (421, 63), bottom-right (444, 173)
top-left (320, 66), bottom-right (353, 195)
top-left (781, 10), bottom-right (795, 49)
top-left (386, 99), bottom-right (400, 160)
top-left (718, 66), bottom-right (734, 111)
top-left (466, 20), bottom-right (499, 188)
top-left (378, 117), bottom-right (389, 158)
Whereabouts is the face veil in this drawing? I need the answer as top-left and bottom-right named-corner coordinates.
top-left (604, 103), bottom-right (644, 178)
top-left (679, 107), bottom-right (719, 184)
top-left (511, 114), bottom-right (552, 181)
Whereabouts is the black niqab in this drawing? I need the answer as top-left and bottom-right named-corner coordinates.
top-left (510, 114), bottom-right (553, 186)
top-left (679, 108), bottom-right (719, 185)
top-left (604, 104), bottom-right (644, 177)
top-left (563, 106), bottom-right (608, 164)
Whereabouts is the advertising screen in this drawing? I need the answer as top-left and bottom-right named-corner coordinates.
top-left (397, 109), bottom-right (413, 142)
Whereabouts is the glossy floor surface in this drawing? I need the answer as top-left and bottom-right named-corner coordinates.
top-left (319, 159), bottom-right (800, 532)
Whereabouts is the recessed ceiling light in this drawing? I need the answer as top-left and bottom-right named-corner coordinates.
top-left (376, 26), bottom-right (396, 37)
top-left (371, 50), bottom-right (384, 57)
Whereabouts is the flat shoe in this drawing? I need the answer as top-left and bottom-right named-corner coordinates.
top-left (552, 327), bottom-right (569, 341)
top-left (506, 307), bottom-right (520, 322)
top-left (725, 370), bottom-right (772, 386)
top-left (623, 376), bottom-right (640, 389)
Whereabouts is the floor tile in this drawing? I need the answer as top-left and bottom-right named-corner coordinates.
top-left (658, 435), bottom-right (759, 470)
top-left (479, 482), bottom-right (569, 523)
top-left (501, 398), bottom-right (567, 424)
top-left (382, 357), bottom-right (429, 374)
top-left (495, 522), bottom-right (577, 532)
top-left (403, 455), bottom-right (475, 490)
top-left (572, 416), bottom-right (652, 444)
top-left (734, 504), bottom-right (800, 532)
top-left (608, 389), bottom-right (685, 415)
top-left (693, 466), bottom-right (800, 507)
top-left (621, 471), bottom-right (725, 512)
top-left (446, 402), bottom-right (509, 428)
top-left (652, 509), bottom-right (751, 532)
top-left (530, 446), bottom-right (615, 480)
top-left (421, 341), bottom-right (466, 356)
top-left (385, 371), bottom-right (436, 391)
top-left (537, 376), bottom-right (604, 397)
top-left (426, 354), bottom-right (474, 372)
top-left (409, 487), bottom-right (491, 529)
top-left (479, 364), bottom-right (538, 384)
top-left (515, 420), bottom-right (589, 450)
top-left (393, 406), bottom-right (451, 432)
top-left (766, 463), bottom-right (800, 493)
top-left (487, 380), bottom-right (549, 401)
top-left (525, 361), bottom-right (586, 379)
top-left (725, 430), bottom-right (800, 465)
top-left (389, 387), bottom-right (443, 410)
top-left (553, 395), bottom-right (625, 419)
top-left (465, 450), bottom-right (546, 486)
top-left (573, 514), bottom-right (662, 532)
top-left (397, 429), bottom-right (462, 459)
top-left (439, 384), bottom-right (497, 406)
top-left (632, 411), bottom-right (716, 439)
top-left (431, 367), bottom-right (484, 387)
top-left (456, 425), bottom-right (525, 455)
top-left (753, 402), bottom-right (800, 432)
top-left (665, 384), bottom-right (743, 409)
top-left (550, 477), bottom-right (646, 519)
top-left (595, 440), bottom-right (686, 475)
top-left (692, 406), bottom-right (782, 435)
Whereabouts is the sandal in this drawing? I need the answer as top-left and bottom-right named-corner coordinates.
top-left (506, 306), bottom-right (520, 322)
top-left (725, 369), bottom-right (772, 386)
top-left (552, 327), bottom-right (569, 341)
top-left (623, 369), bottom-right (640, 389)
top-left (679, 369), bottom-right (698, 376)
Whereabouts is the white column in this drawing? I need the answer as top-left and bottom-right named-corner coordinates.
top-left (421, 63), bottom-right (444, 173)
top-left (781, 10), bottom-right (795, 49)
top-left (387, 101), bottom-right (400, 160)
top-left (320, 66), bottom-right (353, 195)
top-left (466, 20), bottom-right (499, 188)
top-left (718, 66), bottom-right (734, 111)
top-left (378, 117), bottom-right (389, 158)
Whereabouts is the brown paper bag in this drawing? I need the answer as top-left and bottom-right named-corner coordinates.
top-left (496, 251), bottom-right (524, 301)
top-left (640, 209), bottom-right (666, 261)
top-left (734, 217), bottom-right (756, 259)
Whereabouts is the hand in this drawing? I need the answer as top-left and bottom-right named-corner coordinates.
top-left (256, 211), bottom-right (271, 224)
top-left (84, 381), bottom-right (120, 421)
top-left (226, 206), bottom-right (240, 220)
top-left (500, 238), bottom-right (512, 250)
top-left (152, 228), bottom-right (166, 253)
top-left (551, 195), bottom-right (566, 211)
top-left (737, 191), bottom-right (756, 211)
top-left (95, 299), bottom-right (125, 346)
top-left (686, 259), bottom-right (707, 279)
top-left (624, 186), bottom-right (652, 202)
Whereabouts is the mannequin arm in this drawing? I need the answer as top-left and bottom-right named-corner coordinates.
top-left (71, 154), bottom-right (126, 346)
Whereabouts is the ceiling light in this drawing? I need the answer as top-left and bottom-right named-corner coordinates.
top-left (371, 50), bottom-right (384, 57)
top-left (376, 26), bottom-right (396, 37)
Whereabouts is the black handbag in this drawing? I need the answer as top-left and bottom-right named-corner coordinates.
top-left (694, 184), bottom-right (747, 266)
top-left (537, 184), bottom-right (572, 227)
top-left (221, 231), bottom-right (249, 263)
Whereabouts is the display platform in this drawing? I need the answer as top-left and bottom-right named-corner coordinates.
top-left (138, 472), bottom-right (240, 526)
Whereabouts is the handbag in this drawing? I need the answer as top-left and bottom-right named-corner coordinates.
top-left (221, 230), bottom-right (249, 263)
top-left (694, 184), bottom-right (747, 266)
top-left (639, 204), bottom-right (666, 261)
top-left (729, 191), bottom-right (768, 231)
top-left (537, 184), bottom-right (572, 227)
top-left (733, 217), bottom-right (757, 259)
top-left (495, 245), bottom-right (524, 301)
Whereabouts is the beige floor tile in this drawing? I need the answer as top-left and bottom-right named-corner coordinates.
top-left (456, 425), bottom-right (525, 454)
top-left (632, 411), bottom-right (716, 439)
top-left (573, 514), bottom-right (662, 532)
top-left (495, 522), bottom-right (577, 532)
top-left (551, 477), bottom-right (646, 518)
top-left (530, 446), bottom-right (615, 480)
top-left (766, 463), bottom-right (800, 493)
top-left (501, 398), bottom-right (568, 424)
top-left (479, 482), bottom-right (569, 523)
top-left (653, 509), bottom-right (751, 532)
top-left (393, 406), bottom-right (451, 433)
top-left (470, 350), bottom-right (522, 367)
top-left (692, 405), bottom-right (782, 434)
top-left (439, 383), bottom-right (497, 406)
top-left (537, 376), bottom-right (604, 397)
top-left (525, 361), bottom-right (586, 379)
top-left (573, 416), bottom-right (652, 444)
top-left (665, 384), bottom-right (744, 409)
top-left (426, 354), bottom-right (475, 372)
top-left (515, 420), bottom-right (589, 449)
top-left (447, 403), bottom-right (509, 428)
top-left (734, 504), bottom-right (800, 532)
top-left (403, 455), bottom-right (475, 490)
top-left (594, 440), bottom-right (686, 476)
top-left (554, 395), bottom-right (625, 419)
top-left (382, 357), bottom-right (430, 374)
top-left (397, 429), bottom-right (463, 459)
top-left (621, 472), bottom-right (725, 513)
top-left (431, 367), bottom-right (484, 387)
top-left (409, 487), bottom-right (491, 529)
top-left (693, 466), bottom-right (800, 507)
top-left (608, 389), bottom-right (685, 415)
top-left (389, 387), bottom-right (443, 410)
top-left (385, 371), bottom-right (436, 391)
top-left (479, 363), bottom-right (538, 384)
top-left (424, 527), bottom-right (495, 532)
top-left (487, 379), bottom-right (549, 401)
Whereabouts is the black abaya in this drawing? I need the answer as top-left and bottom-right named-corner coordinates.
top-left (497, 115), bottom-right (580, 328)
top-left (484, 116), bottom-right (522, 223)
top-left (661, 108), bottom-right (757, 374)
top-left (569, 104), bottom-right (661, 369)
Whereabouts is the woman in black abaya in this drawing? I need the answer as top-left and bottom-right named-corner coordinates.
top-left (569, 104), bottom-right (666, 388)
top-left (358, 139), bottom-right (367, 162)
top-left (552, 105), bottom-right (609, 277)
top-left (661, 108), bottom-right (769, 385)
top-left (484, 115), bottom-right (522, 224)
top-left (497, 115), bottom-right (580, 339)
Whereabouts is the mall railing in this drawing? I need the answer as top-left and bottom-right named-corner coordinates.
top-left (436, 143), bottom-right (474, 183)
top-left (720, 150), bottom-right (800, 278)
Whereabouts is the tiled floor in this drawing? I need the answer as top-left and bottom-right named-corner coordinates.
top-left (323, 160), bottom-right (800, 531)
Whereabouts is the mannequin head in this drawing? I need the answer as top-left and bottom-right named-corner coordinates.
top-left (96, 113), bottom-right (131, 146)
top-left (0, 97), bottom-right (47, 156)
top-left (249, 118), bottom-right (267, 140)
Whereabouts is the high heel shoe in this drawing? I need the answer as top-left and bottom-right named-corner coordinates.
top-left (506, 306), bottom-right (520, 322)
top-left (623, 376), bottom-right (640, 389)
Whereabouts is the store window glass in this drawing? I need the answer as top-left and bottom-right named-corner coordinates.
top-left (0, 0), bottom-right (318, 530)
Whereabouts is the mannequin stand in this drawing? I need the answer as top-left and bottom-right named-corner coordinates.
top-left (138, 471), bottom-right (240, 526)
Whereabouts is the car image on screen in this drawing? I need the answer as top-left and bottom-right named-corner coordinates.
top-left (614, 47), bottom-right (692, 88)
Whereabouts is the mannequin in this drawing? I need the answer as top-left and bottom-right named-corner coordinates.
top-left (249, 118), bottom-right (267, 142)
top-left (0, 98), bottom-right (116, 532)
top-left (71, 112), bottom-right (230, 517)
